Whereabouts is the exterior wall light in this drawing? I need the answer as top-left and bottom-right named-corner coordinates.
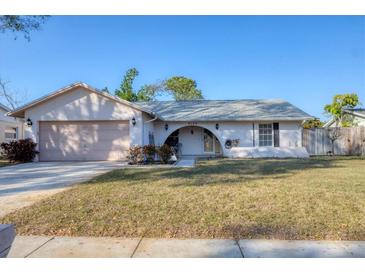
top-left (165, 124), bottom-right (168, 131)
top-left (131, 117), bottom-right (136, 126)
top-left (26, 118), bottom-right (33, 127)
top-left (215, 123), bottom-right (219, 130)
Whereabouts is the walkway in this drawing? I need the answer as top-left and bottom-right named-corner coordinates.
top-left (7, 236), bottom-right (365, 258)
top-left (175, 156), bottom-right (196, 167)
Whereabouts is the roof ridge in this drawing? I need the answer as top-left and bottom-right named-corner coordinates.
top-left (8, 81), bottom-right (156, 118)
top-left (135, 98), bottom-right (287, 103)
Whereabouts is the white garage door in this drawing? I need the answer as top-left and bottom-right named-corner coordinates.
top-left (39, 121), bottom-right (130, 161)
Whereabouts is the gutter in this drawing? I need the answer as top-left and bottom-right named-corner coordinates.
top-left (144, 112), bottom-right (160, 123)
top-left (344, 109), bottom-right (365, 119)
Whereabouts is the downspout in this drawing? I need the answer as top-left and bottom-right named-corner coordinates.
top-left (144, 112), bottom-right (158, 145)
top-left (144, 116), bottom-right (158, 123)
top-left (252, 122), bottom-right (255, 147)
top-left (144, 112), bottom-right (158, 123)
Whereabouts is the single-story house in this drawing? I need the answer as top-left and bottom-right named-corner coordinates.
top-left (323, 108), bottom-right (365, 128)
top-left (0, 103), bottom-right (24, 144)
top-left (8, 82), bottom-right (313, 161)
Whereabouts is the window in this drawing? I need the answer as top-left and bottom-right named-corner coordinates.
top-left (5, 127), bottom-right (17, 141)
top-left (259, 124), bottom-right (273, 146)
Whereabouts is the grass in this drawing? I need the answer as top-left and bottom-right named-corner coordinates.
top-left (2, 157), bottom-right (365, 240)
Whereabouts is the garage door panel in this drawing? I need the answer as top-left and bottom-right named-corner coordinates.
top-left (39, 121), bottom-right (130, 161)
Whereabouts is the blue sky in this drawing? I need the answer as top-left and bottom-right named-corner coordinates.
top-left (0, 16), bottom-right (364, 120)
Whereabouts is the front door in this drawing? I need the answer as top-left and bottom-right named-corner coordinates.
top-left (203, 129), bottom-right (214, 153)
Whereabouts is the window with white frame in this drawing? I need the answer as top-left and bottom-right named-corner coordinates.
top-left (259, 124), bottom-right (273, 146)
top-left (5, 127), bottom-right (17, 141)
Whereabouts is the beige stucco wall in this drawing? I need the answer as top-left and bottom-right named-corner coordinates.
top-left (153, 120), bottom-right (303, 157)
top-left (278, 121), bottom-right (302, 147)
top-left (24, 87), bottom-right (143, 153)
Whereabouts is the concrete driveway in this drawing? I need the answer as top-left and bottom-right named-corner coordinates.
top-left (0, 161), bottom-right (126, 217)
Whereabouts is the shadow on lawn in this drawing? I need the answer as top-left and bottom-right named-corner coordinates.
top-left (222, 223), bottom-right (302, 240)
top-left (88, 158), bottom-right (340, 187)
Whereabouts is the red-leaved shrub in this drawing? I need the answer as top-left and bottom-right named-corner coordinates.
top-left (0, 138), bottom-right (39, 162)
top-left (142, 144), bottom-right (156, 163)
top-left (157, 144), bottom-right (173, 164)
top-left (127, 145), bottom-right (144, 165)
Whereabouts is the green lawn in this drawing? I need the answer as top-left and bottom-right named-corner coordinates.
top-left (2, 157), bottom-right (365, 240)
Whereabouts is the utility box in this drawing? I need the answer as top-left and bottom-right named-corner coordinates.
top-left (0, 224), bottom-right (15, 258)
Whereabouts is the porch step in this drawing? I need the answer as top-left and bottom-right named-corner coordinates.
top-left (175, 158), bottom-right (196, 167)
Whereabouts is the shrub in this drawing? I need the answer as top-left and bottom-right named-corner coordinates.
top-left (127, 145), bottom-right (143, 165)
top-left (157, 144), bottom-right (173, 164)
top-left (0, 138), bottom-right (39, 162)
top-left (143, 144), bottom-right (156, 163)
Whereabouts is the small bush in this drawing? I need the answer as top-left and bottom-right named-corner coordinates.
top-left (157, 144), bottom-right (173, 164)
top-left (0, 138), bottom-right (39, 162)
top-left (127, 145), bottom-right (144, 165)
top-left (143, 144), bottom-right (156, 163)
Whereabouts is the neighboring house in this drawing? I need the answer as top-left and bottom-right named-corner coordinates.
top-left (8, 82), bottom-right (313, 161)
top-left (0, 103), bottom-right (24, 144)
top-left (323, 109), bottom-right (365, 128)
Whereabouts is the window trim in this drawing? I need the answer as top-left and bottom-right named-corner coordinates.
top-left (273, 122), bottom-right (280, 147)
top-left (4, 127), bottom-right (17, 141)
top-left (258, 123), bottom-right (273, 147)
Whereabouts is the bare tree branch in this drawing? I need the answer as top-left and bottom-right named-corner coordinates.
top-left (0, 15), bottom-right (50, 41)
top-left (0, 77), bottom-right (23, 110)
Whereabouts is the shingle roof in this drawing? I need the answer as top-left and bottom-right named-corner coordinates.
top-left (7, 82), bottom-right (313, 122)
top-left (8, 82), bottom-right (155, 118)
top-left (344, 108), bottom-right (365, 118)
top-left (135, 99), bottom-right (313, 121)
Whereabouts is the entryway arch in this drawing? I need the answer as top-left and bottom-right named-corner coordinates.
top-left (163, 125), bottom-right (223, 157)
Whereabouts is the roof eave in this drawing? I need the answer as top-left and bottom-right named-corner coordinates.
top-left (159, 117), bottom-right (314, 122)
top-left (344, 109), bottom-right (365, 119)
top-left (8, 82), bottom-right (155, 118)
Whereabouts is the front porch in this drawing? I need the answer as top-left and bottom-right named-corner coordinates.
top-left (164, 126), bottom-right (222, 158)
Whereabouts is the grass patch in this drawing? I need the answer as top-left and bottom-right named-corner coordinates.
top-left (2, 157), bottom-right (365, 240)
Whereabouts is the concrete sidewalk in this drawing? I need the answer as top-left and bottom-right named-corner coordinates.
top-left (6, 236), bottom-right (365, 258)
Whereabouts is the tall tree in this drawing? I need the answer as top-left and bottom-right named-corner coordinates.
top-left (115, 68), bottom-right (139, 102)
top-left (324, 93), bottom-right (360, 155)
top-left (324, 93), bottom-right (360, 127)
top-left (0, 15), bottom-right (49, 41)
top-left (114, 68), bottom-right (204, 102)
top-left (137, 83), bottom-right (163, 101)
top-left (163, 76), bottom-right (203, 100)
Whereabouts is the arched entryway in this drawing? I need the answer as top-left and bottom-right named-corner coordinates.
top-left (164, 126), bottom-right (223, 157)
